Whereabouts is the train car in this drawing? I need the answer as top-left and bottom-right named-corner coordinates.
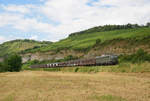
top-left (30, 54), bottom-right (118, 68)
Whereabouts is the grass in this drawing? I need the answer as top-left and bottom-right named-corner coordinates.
top-left (0, 71), bottom-right (149, 101)
top-left (89, 95), bottom-right (127, 101)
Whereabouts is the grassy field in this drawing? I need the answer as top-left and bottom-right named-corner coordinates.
top-left (0, 71), bottom-right (150, 101)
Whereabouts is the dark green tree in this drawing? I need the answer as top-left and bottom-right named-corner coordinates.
top-left (146, 22), bottom-right (150, 27)
top-left (96, 39), bottom-right (101, 45)
top-left (4, 54), bottom-right (22, 72)
top-left (0, 62), bottom-right (4, 72)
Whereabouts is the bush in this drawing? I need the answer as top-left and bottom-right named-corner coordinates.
top-left (93, 39), bottom-right (101, 47)
top-left (119, 49), bottom-right (150, 63)
top-left (26, 60), bottom-right (40, 65)
top-left (4, 54), bottom-right (22, 72)
top-left (96, 39), bottom-right (101, 45)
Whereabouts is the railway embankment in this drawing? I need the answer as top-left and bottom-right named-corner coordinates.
top-left (23, 62), bottom-right (150, 73)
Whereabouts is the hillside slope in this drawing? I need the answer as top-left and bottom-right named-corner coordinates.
top-left (0, 39), bottom-right (52, 57)
top-left (23, 27), bottom-right (150, 53)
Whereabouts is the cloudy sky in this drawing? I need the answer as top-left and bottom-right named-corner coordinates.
top-left (0, 0), bottom-right (150, 43)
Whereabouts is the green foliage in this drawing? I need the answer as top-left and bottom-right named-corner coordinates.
top-left (22, 60), bottom-right (40, 70)
top-left (146, 22), bottom-right (150, 27)
top-left (64, 55), bottom-right (78, 61)
top-left (0, 62), bottom-right (5, 72)
top-left (96, 39), bottom-right (101, 44)
top-left (0, 60), bottom-right (11, 72)
top-left (93, 39), bottom-right (101, 47)
top-left (90, 95), bottom-right (126, 101)
top-left (119, 49), bottom-right (150, 63)
top-left (3, 54), bottom-right (22, 72)
top-left (26, 60), bottom-right (40, 65)
top-left (74, 67), bottom-right (79, 72)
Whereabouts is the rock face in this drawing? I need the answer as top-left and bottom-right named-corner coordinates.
top-left (22, 50), bottom-right (84, 63)
top-left (21, 39), bottom-right (150, 63)
top-left (22, 52), bottom-right (65, 63)
top-left (22, 55), bottom-right (31, 63)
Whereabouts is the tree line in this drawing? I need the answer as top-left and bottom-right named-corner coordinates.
top-left (69, 22), bottom-right (150, 37)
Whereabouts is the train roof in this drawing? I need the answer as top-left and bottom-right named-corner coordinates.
top-left (96, 54), bottom-right (118, 58)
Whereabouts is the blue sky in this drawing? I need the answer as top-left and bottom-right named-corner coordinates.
top-left (0, 0), bottom-right (150, 43)
top-left (0, 0), bottom-right (44, 5)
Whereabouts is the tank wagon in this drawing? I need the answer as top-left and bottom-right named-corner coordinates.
top-left (30, 55), bottom-right (118, 68)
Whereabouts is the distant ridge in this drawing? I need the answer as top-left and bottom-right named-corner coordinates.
top-left (0, 39), bottom-right (52, 57)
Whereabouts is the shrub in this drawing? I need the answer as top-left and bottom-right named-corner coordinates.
top-left (93, 39), bottom-right (101, 47)
top-left (96, 39), bottom-right (101, 45)
top-left (74, 68), bottom-right (79, 72)
top-left (26, 60), bottom-right (40, 65)
top-left (64, 55), bottom-right (78, 61)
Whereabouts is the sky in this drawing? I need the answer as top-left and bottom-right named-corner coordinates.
top-left (0, 0), bottom-right (150, 43)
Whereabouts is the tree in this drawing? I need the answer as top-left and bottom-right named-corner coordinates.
top-left (126, 23), bottom-right (132, 28)
top-left (0, 62), bottom-right (4, 72)
top-left (95, 39), bottom-right (101, 45)
top-left (4, 54), bottom-right (22, 72)
top-left (146, 22), bottom-right (150, 27)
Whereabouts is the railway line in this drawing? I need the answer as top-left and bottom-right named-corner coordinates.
top-left (30, 54), bottom-right (118, 68)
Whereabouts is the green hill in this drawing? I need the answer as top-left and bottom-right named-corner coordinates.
top-left (23, 26), bottom-right (150, 54)
top-left (0, 39), bottom-right (52, 57)
top-left (0, 24), bottom-right (150, 62)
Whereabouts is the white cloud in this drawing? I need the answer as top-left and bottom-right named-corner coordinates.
top-left (41, 0), bottom-right (150, 34)
top-left (0, 0), bottom-right (150, 43)
top-left (30, 35), bottom-right (38, 40)
top-left (0, 36), bottom-right (9, 44)
top-left (0, 13), bottom-right (23, 27)
top-left (0, 13), bottom-right (53, 32)
top-left (1, 4), bottom-right (36, 14)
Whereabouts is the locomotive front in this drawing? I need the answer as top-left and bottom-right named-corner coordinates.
top-left (95, 55), bottom-right (118, 65)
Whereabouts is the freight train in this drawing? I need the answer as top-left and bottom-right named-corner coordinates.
top-left (30, 54), bottom-right (118, 68)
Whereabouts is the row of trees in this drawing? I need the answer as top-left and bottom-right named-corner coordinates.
top-left (0, 54), bottom-right (22, 72)
top-left (70, 23), bottom-right (150, 37)
top-left (3, 39), bottom-right (52, 45)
